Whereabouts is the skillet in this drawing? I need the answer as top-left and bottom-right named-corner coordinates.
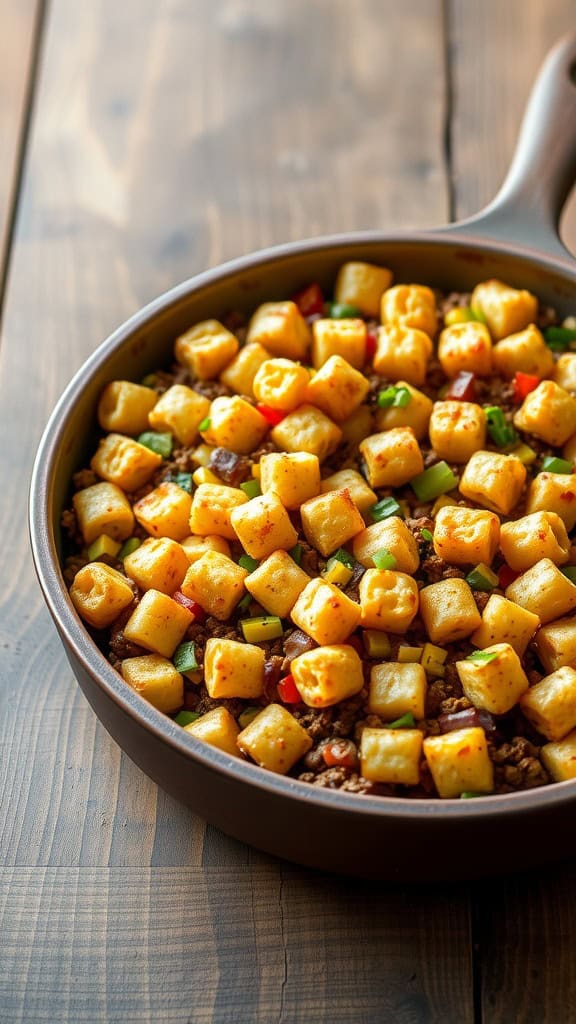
top-left (30, 34), bottom-right (576, 880)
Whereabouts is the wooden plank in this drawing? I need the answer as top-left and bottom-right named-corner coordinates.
top-left (0, 867), bottom-right (472, 1024)
top-left (449, 0), bottom-right (576, 249)
top-left (0, 0), bottom-right (476, 1019)
top-left (0, 0), bottom-right (42, 299)
top-left (470, 870), bottom-right (576, 1024)
top-left (450, 4), bottom-right (576, 1021)
top-left (1, 0), bottom-right (450, 866)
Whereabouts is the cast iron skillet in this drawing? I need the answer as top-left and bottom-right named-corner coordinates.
top-left (30, 36), bottom-right (576, 880)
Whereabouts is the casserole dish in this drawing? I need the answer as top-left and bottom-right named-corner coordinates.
top-left (30, 35), bottom-right (576, 879)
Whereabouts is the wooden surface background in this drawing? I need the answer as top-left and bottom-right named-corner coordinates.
top-left (2, 1), bottom-right (576, 1021)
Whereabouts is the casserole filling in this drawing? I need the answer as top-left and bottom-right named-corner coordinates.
top-left (62, 263), bottom-right (576, 798)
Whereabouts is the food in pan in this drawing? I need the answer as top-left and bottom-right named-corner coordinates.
top-left (62, 261), bottom-right (576, 799)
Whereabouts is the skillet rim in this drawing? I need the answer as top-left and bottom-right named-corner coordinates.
top-left (29, 226), bottom-right (576, 824)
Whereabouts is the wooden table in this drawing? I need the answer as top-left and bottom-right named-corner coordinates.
top-left (2, 2), bottom-right (576, 1020)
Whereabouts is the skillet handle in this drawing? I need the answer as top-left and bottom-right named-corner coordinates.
top-left (443, 33), bottom-right (576, 260)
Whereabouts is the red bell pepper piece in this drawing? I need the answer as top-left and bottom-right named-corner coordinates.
top-left (256, 404), bottom-right (286, 427)
top-left (292, 282), bottom-right (325, 318)
top-left (365, 326), bottom-right (378, 362)
top-left (498, 565), bottom-right (519, 589)
top-left (513, 371), bottom-right (540, 402)
top-left (322, 739), bottom-right (358, 768)
top-left (173, 591), bottom-right (206, 623)
top-left (445, 372), bottom-right (476, 401)
top-left (277, 674), bottom-right (301, 704)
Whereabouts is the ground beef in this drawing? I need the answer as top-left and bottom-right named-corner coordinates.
top-left (491, 736), bottom-right (550, 792)
top-left (204, 617), bottom-right (242, 642)
top-left (194, 687), bottom-right (244, 720)
top-left (298, 540), bottom-right (319, 576)
top-left (332, 691), bottom-right (368, 738)
top-left (425, 667), bottom-right (467, 716)
top-left (109, 625), bottom-right (146, 662)
top-left (291, 707), bottom-right (334, 739)
top-left (250, 439), bottom-right (278, 461)
top-left (63, 554), bottom-right (87, 585)
top-left (192, 379), bottom-right (232, 400)
top-left (299, 765), bottom-right (352, 788)
top-left (421, 554), bottom-right (465, 583)
top-left (473, 590), bottom-right (491, 613)
top-left (209, 447), bottom-right (252, 486)
top-left (73, 468), bottom-right (98, 489)
top-left (155, 366), bottom-right (189, 390)
top-left (437, 291), bottom-right (471, 316)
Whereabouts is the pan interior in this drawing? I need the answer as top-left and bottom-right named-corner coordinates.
top-left (33, 231), bottom-right (576, 819)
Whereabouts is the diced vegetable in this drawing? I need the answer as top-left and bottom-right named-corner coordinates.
top-left (460, 791), bottom-right (483, 799)
top-left (172, 591), bottom-right (206, 622)
top-left (118, 537), bottom-right (141, 560)
top-left (289, 544), bottom-right (303, 566)
top-left (365, 326), bottom-right (378, 360)
top-left (255, 404), bottom-right (286, 426)
top-left (292, 282), bottom-right (324, 318)
top-left (421, 528), bottom-right (434, 543)
top-left (372, 548), bottom-right (397, 570)
top-left (466, 563), bottom-right (499, 592)
top-left (421, 642), bottom-right (447, 678)
top-left (192, 466), bottom-right (220, 486)
top-left (397, 646), bottom-right (423, 664)
top-left (561, 567), bottom-right (576, 584)
top-left (174, 710), bottom-right (200, 727)
top-left (445, 371), bottom-right (476, 401)
top-left (513, 371), bottom-right (540, 402)
top-left (240, 616), bottom-right (284, 642)
top-left (510, 442), bottom-right (537, 466)
top-left (198, 416), bottom-right (211, 432)
top-left (330, 547), bottom-right (355, 568)
top-left (277, 674), bottom-right (301, 703)
top-left (236, 592), bottom-right (253, 613)
top-left (444, 307), bottom-right (474, 326)
top-left (238, 706), bottom-right (262, 729)
top-left (498, 564), bottom-right (519, 589)
top-left (541, 456), bottom-right (573, 475)
top-left (173, 641), bottom-right (198, 673)
top-left (322, 738), bottom-right (358, 767)
top-left (329, 302), bottom-right (361, 318)
top-left (377, 385), bottom-right (411, 409)
top-left (362, 630), bottom-right (392, 658)
top-left (384, 712), bottom-right (416, 729)
top-left (240, 479), bottom-right (262, 498)
top-left (369, 496), bottom-right (402, 522)
top-left (411, 462), bottom-right (458, 501)
top-left (172, 472), bottom-right (193, 494)
top-left (86, 534), bottom-right (121, 562)
top-left (484, 406), bottom-right (518, 447)
top-left (544, 325), bottom-right (576, 350)
top-left (239, 553), bottom-right (259, 572)
top-left (322, 559), bottom-right (354, 587)
top-left (137, 431), bottom-right (173, 458)
top-left (141, 373), bottom-right (158, 388)
top-left (466, 650), bottom-right (499, 664)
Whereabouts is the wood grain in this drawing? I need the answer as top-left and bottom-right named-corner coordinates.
top-left (0, 0), bottom-right (42, 297)
top-left (4, 1), bottom-right (576, 1020)
top-left (449, 0), bottom-right (576, 250)
top-left (450, 5), bottom-right (576, 1020)
top-left (0, 867), bottom-right (474, 1024)
top-left (0, 0), bottom-right (476, 1021)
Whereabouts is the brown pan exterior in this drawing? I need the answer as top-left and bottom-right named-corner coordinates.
top-left (29, 37), bottom-right (576, 879)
